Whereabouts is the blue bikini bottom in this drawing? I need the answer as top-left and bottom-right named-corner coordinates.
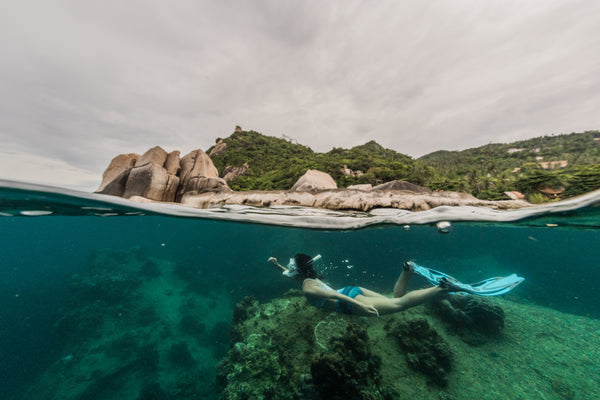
top-left (336, 286), bottom-right (363, 314)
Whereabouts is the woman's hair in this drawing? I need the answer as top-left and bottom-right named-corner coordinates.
top-left (294, 253), bottom-right (322, 279)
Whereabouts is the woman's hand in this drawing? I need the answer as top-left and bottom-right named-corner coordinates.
top-left (268, 257), bottom-right (277, 264)
top-left (361, 304), bottom-right (379, 317)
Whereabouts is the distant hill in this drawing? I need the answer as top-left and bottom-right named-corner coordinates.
top-left (418, 131), bottom-right (600, 201)
top-left (207, 129), bottom-right (600, 202)
top-left (207, 130), bottom-right (427, 191)
top-left (419, 131), bottom-right (600, 172)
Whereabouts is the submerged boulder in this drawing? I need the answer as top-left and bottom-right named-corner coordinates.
top-left (389, 317), bottom-right (453, 386)
top-left (428, 296), bottom-right (505, 345)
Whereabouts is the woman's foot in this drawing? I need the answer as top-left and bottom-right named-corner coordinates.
top-left (438, 277), bottom-right (464, 293)
top-left (402, 261), bottom-right (415, 274)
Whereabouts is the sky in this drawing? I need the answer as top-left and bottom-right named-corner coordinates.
top-left (1, 0), bottom-right (599, 191)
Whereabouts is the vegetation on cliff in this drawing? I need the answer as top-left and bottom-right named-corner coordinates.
top-left (208, 130), bottom-right (600, 202)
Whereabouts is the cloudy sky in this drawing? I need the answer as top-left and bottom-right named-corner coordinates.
top-left (1, 0), bottom-right (599, 190)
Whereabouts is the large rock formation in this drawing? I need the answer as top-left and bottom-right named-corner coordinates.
top-left (180, 186), bottom-right (528, 211)
top-left (97, 154), bottom-right (530, 212)
top-left (291, 170), bottom-right (338, 192)
top-left (97, 147), bottom-right (230, 202)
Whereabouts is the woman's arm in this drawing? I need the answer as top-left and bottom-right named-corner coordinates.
top-left (268, 257), bottom-right (288, 273)
top-left (303, 281), bottom-right (379, 316)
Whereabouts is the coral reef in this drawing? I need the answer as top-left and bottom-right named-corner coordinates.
top-left (310, 323), bottom-right (389, 400)
top-left (389, 317), bottom-right (453, 386)
top-left (23, 249), bottom-right (600, 400)
top-left (218, 295), bottom-right (394, 400)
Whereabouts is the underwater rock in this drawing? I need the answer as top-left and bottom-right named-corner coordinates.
top-left (428, 296), bottom-right (505, 345)
top-left (230, 296), bottom-right (259, 343)
top-left (310, 323), bottom-right (387, 400)
top-left (390, 317), bottom-right (453, 386)
top-left (220, 295), bottom-right (396, 400)
top-left (53, 304), bottom-right (106, 344)
top-left (313, 313), bottom-right (349, 350)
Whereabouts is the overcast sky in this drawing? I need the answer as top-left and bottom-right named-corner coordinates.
top-left (1, 0), bottom-right (599, 190)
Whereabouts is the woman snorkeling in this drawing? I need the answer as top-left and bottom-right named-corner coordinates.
top-left (268, 254), bottom-right (461, 316)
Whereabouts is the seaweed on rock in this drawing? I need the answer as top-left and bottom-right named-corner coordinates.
top-left (310, 322), bottom-right (388, 400)
top-left (427, 296), bottom-right (505, 345)
top-left (389, 317), bottom-right (453, 386)
top-left (218, 296), bottom-right (394, 400)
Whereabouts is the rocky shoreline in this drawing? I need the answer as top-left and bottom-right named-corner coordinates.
top-left (97, 146), bottom-right (530, 212)
top-left (175, 188), bottom-right (529, 212)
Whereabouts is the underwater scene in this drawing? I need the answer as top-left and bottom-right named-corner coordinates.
top-left (1, 180), bottom-right (600, 400)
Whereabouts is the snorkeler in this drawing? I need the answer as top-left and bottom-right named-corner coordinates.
top-left (268, 254), bottom-right (460, 316)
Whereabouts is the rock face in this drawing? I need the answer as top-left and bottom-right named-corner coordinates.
top-left (221, 163), bottom-right (249, 181)
top-left (209, 139), bottom-right (227, 157)
top-left (347, 184), bottom-right (372, 191)
top-left (373, 180), bottom-right (431, 193)
top-left (97, 153), bottom-right (139, 193)
top-left (291, 170), bottom-right (338, 192)
top-left (180, 187), bottom-right (529, 212)
top-left (97, 146), bottom-right (230, 202)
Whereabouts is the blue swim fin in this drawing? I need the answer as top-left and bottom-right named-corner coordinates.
top-left (409, 262), bottom-right (524, 296)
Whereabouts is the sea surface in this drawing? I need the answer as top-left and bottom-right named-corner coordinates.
top-left (1, 179), bottom-right (600, 399)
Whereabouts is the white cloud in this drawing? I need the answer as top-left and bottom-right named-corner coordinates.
top-left (0, 152), bottom-right (99, 191)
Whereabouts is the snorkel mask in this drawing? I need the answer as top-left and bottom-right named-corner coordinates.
top-left (283, 258), bottom-right (298, 277)
top-left (282, 254), bottom-right (322, 278)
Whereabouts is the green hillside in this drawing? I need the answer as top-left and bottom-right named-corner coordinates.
top-left (419, 131), bottom-right (600, 201)
top-left (207, 129), bottom-right (600, 202)
top-left (207, 131), bottom-right (430, 191)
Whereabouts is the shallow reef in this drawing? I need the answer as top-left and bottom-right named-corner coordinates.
top-left (218, 290), bottom-right (600, 400)
top-left (21, 250), bottom-right (600, 400)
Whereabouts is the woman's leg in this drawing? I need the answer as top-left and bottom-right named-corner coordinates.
top-left (358, 287), bottom-right (388, 298)
top-left (393, 268), bottom-right (412, 298)
top-left (356, 286), bottom-right (445, 315)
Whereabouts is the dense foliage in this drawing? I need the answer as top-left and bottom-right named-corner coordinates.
top-left (207, 130), bottom-right (600, 202)
top-left (421, 131), bottom-right (600, 201)
top-left (208, 131), bottom-right (429, 191)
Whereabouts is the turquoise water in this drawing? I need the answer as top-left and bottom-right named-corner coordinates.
top-left (1, 181), bottom-right (600, 399)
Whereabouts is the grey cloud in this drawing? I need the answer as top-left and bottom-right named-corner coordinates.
top-left (1, 0), bottom-right (600, 188)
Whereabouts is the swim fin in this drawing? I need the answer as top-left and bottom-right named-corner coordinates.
top-left (409, 262), bottom-right (524, 296)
